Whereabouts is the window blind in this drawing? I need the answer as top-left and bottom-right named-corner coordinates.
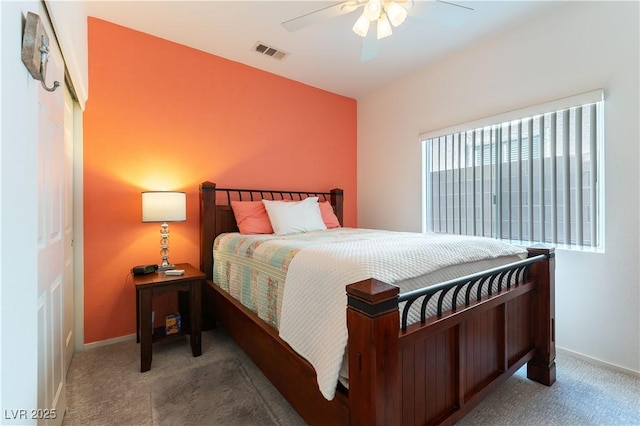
top-left (422, 91), bottom-right (603, 249)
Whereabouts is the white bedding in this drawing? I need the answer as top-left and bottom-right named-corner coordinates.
top-left (277, 229), bottom-right (527, 400)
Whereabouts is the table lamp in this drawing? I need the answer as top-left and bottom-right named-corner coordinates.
top-left (142, 191), bottom-right (186, 271)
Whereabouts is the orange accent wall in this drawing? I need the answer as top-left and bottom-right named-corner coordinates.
top-left (84, 18), bottom-right (357, 344)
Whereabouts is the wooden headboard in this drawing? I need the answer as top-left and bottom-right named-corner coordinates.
top-left (199, 181), bottom-right (344, 281)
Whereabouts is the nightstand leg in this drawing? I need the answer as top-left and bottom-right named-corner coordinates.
top-left (136, 289), bottom-right (140, 343)
top-left (139, 288), bottom-right (153, 372)
top-left (190, 281), bottom-right (202, 357)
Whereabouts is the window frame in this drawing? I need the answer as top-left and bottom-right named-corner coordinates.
top-left (420, 89), bottom-right (605, 251)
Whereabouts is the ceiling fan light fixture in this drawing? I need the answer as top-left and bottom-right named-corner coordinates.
top-left (352, 13), bottom-right (371, 37)
top-left (376, 13), bottom-right (393, 39)
top-left (363, 0), bottom-right (382, 21)
top-left (386, 2), bottom-right (408, 27)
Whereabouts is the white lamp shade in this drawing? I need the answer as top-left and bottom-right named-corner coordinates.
top-left (142, 191), bottom-right (186, 222)
top-left (386, 2), bottom-right (408, 27)
top-left (363, 0), bottom-right (382, 21)
top-left (377, 14), bottom-right (393, 39)
top-left (352, 13), bottom-right (371, 37)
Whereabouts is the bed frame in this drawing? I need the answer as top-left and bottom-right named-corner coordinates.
top-left (199, 181), bottom-right (556, 425)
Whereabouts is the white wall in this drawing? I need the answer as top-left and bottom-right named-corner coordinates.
top-left (1, 1), bottom-right (87, 422)
top-left (357, 1), bottom-right (639, 373)
top-left (1, 1), bottom-right (41, 421)
top-left (0, 0), bottom-right (3, 413)
top-left (46, 0), bottom-right (88, 109)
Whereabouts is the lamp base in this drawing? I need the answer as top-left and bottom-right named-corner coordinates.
top-left (157, 264), bottom-right (175, 272)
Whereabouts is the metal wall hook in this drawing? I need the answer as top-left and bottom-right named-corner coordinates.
top-left (37, 34), bottom-right (60, 92)
top-left (21, 12), bottom-right (61, 92)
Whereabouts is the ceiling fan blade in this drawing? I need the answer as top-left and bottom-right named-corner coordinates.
top-left (282, 1), bottom-right (359, 32)
top-left (437, 0), bottom-right (474, 12)
top-left (414, 0), bottom-right (474, 29)
top-left (360, 32), bottom-right (379, 62)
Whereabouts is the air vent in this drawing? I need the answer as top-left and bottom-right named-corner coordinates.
top-left (253, 42), bottom-right (288, 60)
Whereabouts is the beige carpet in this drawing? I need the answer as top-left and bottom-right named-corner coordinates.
top-left (63, 329), bottom-right (304, 426)
top-left (63, 328), bottom-right (640, 425)
top-left (151, 359), bottom-right (278, 426)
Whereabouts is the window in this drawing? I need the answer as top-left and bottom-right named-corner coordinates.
top-left (421, 90), bottom-right (603, 249)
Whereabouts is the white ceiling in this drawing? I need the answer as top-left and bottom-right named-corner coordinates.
top-left (83, 1), bottom-right (564, 99)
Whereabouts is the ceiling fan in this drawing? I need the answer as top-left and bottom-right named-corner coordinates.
top-left (282, 0), bottom-right (474, 61)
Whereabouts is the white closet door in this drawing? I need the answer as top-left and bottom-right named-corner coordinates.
top-left (36, 8), bottom-right (72, 425)
top-left (62, 86), bottom-right (74, 377)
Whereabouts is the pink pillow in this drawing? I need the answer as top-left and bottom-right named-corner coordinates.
top-left (231, 199), bottom-right (340, 233)
top-left (230, 201), bottom-right (273, 234)
top-left (319, 201), bottom-right (341, 228)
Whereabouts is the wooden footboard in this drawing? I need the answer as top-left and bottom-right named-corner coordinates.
top-left (346, 247), bottom-right (555, 425)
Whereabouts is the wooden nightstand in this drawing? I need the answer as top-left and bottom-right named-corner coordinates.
top-left (134, 262), bottom-right (206, 372)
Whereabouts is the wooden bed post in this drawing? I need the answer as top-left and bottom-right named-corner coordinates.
top-left (330, 188), bottom-right (344, 226)
top-left (525, 246), bottom-right (556, 386)
top-left (346, 279), bottom-right (401, 426)
top-left (199, 181), bottom-right (216, 281)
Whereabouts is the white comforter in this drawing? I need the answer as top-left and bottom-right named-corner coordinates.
top-left (278, 230), bottom-right (526, 400)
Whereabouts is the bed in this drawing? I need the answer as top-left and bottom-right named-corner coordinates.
top-left (199, 181), bottom-right (556, 425)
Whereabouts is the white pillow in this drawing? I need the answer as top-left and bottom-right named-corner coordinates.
top-left (262, 197), bottom-right (327, 235)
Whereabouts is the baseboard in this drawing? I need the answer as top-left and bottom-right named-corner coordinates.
top-left (82, 333), bottom-right (136, 351)
top-left (557, 346), bottom-right (640, 378)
